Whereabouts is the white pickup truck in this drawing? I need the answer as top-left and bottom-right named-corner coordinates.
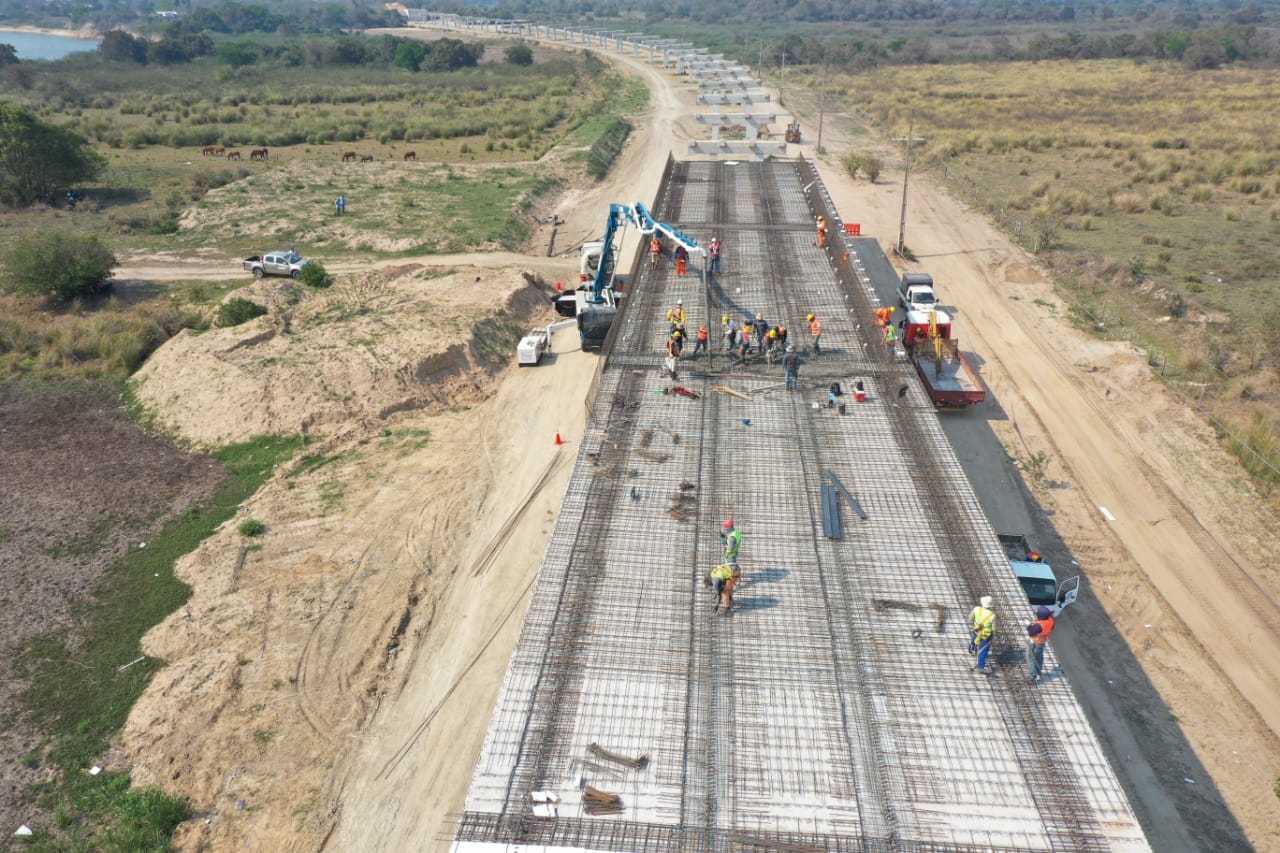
top-left (898, 272), bottom-right (938, 313)
top-left (243, 251), bottom-right (309, 279)
top-left (999, 533), bottom-right (1079, 615)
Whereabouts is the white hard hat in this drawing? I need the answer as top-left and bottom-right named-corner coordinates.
top-left (712, 236), bottom-right (718, 242)
top-left (980, 596), bottom-right (993, 608)
top-left (676, 299), bottom-right (682, 305)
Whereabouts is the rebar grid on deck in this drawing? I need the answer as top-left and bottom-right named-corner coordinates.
top-left (453, 159), bottom-right (1148, 853)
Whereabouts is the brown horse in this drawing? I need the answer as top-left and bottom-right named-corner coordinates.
top-left (403, 151), bottom-right (416, 161)
top-left (225, 150), bottom-right (242, 160)
top-left (360, 155), bottom-right (374, 162)
top-left (249, 148), bottom-right (268, 160)
top-left (201, 145), bottom-right (217, 156)
top-left (341, 151), bottom-right (357, 162)
top-left (213, 146), bottom-right (226, 156)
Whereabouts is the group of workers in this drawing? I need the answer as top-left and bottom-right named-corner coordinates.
top-left (662, 301), bottom-right (823, 373)
top-left (650, 235), bottom-right (722, 277)
top-left (969, 594), bottom-right (1057, 683)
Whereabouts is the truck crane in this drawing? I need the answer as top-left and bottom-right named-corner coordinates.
top-left (553, 202), bottom-right (705, 351)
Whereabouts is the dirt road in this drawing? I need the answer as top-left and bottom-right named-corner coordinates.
top-left (117, 29), bottom-right (1279, 853)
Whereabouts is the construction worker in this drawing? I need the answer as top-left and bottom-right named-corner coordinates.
top-left (721, 519), bottom-right (742, 563)
top-left (667, 299), bottom-right (686, 334)
top-left (649, 235), bottom-right (661, 267)
top-left (782, 344), bottom-right (800, 391)
top-left (674, 244), bottom-right (689, 276)
top-left (735, 324), bottom-right (750, 365)
top-left (754, 312), bottom-right (767, 352)
top-left (692, 323), bottom-right (708, 355)
top-left (709, 562), bottom-right (741, 614)
top-left (666, 329), bottom-right (683, 379)
top-left (815, 215), bottom-right (827, 248)
top-left (708, 237), bottom-right (722, 275)
top-left (883, 324), bottom-right (897, 346)
top-left (875, 306), bottom-right (894, 327)
top-left (807, 314), bottom-right (821, 354)
top-left (723, 316), bottom-right (738, 352)
top-left (764, 326), bottom-right (779, 363)
top-left (1025, 604), bottom-right (1056, 683)
top-left (969, 595), bottom-right (996, 673)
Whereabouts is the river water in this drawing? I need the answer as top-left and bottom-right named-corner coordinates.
top-left (0, 30), bottom-right (100, 60)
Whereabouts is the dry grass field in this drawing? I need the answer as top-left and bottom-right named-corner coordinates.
top-left (817, 58), bottom-right (1280, 483)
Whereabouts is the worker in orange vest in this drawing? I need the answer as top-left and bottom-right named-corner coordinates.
top-left (649, 235), bottom-right (661, 267)
top-left (875, 306), bottom-right (894, 327)
top-left (807, 314), bottom-right (821, 354)
top-left (815, 215), bottom-right (827, 248)
top-left (692, 323), bottom-right (708, 355)
top-left (674, 244), bottom-right (688, 276)
top-left (1026, 605), bottom-right (1056, 683)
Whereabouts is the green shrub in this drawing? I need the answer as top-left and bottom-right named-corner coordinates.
top-left (1, 232), bottom-right (117, 302)
top-left (300, 260), bottom-right (333, 289)
top-left (217, 298), bottom-right (268, 327)
top-left (238, 518), bottom-right (266, 537)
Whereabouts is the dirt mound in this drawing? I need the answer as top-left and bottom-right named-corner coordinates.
top-left (133, 265), bottom-right (555, 445)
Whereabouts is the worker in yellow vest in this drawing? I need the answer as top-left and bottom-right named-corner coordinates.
top-left (709, 562), bottom-right (740, 614)
top-left (1025, 605), bottom-right (1056, 683)
top-left (969, 595), bottom-right (995, 673)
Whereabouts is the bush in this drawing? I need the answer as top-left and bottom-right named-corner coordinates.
top-left (238, 519), bottom-right (266, 537)
top-left (300, 260), bottom-right (333, 289)
top-left (217, 298), bottom-right (268, 327)
top-left (505, 44), bottom-right (534, 66)
top-left (1, 232), bottom-right (117, 302)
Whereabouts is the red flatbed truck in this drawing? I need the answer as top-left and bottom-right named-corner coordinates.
top-left (901, 309), bottom-right (985, 408)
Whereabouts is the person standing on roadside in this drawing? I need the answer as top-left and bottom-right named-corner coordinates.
top-left (1025, 605), bottom-right (1056, 683)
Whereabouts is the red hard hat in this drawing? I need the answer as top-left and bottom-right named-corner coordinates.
top-left (722, 519), bottom-right (734, 529)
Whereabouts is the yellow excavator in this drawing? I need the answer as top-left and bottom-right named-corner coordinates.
top-left (785, 121), bottom-right (801, 144)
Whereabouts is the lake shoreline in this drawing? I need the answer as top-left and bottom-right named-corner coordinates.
top-left (0, 24), bottom-right (100, 41)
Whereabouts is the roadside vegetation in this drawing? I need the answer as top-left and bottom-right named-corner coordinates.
top-left (0, 13), bottom-right (647, 845)
top-left (814, 58), bottom-right (1280, 486)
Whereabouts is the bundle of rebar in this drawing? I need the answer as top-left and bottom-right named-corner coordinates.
top-left (582, 785), bottom-right (623, 815)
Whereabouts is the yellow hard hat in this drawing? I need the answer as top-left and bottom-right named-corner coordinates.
top-left (672, 330), bottom-right (682, 338)
top-left (890, 307), bottom-right (896, 312)
top-left (722, 315), bottom-right (729, 323)
top-left (806, 314), bottom-right (815, 321)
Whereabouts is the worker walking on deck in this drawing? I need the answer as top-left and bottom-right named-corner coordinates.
top-left (667, 300), bottom-right (686, 334)
top-left (782, 344), bottom-right (800, 391)
top-left (665, 330), bottom-right (683, 379)
top-left (674, 244), bottom-right (689, 276)
top-left (1025, 605), bottom-right (1056, 683)
top-left (807, 314), bottom-right (821, 354)
top-left (649, 235), bottom-right (662, 267)
top-left (754, 313), bottom-right (767, 352)
top-left (721, 519), bottom-right (742, 563)
top-left (969, 595), bottom-right (996, 673)
top-left (815, 215), bottom-right (827, 248)
top-left (723, 316), bottom-right (738, 352)
top-left (708, 237), bottom-right (722, 275)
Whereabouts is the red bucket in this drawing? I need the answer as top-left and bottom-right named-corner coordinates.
top-left (854, 389), bottom-right (866, 402)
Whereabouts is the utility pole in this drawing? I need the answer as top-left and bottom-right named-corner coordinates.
top-left (779, 50), bottom-right (786, 106)
top-left (893, 114), bottom-right (926, 256)
top-left (816, 40), bottom-right (830, 155)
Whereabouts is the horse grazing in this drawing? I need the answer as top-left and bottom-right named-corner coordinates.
top-left (225, 150), bottom-right (242, 160)
top-left (341, 151), bottom-right (357, 162)
top-left (213, 146), bottom-right (226, 156)
top-left (201, 145), bottom-right (217, 156)
top-left (403, 151), bottom-right (416, 161)
top-left (249, 148), bottom-right (268, 161)
top-left (360, 155), bottom-right (374, 162)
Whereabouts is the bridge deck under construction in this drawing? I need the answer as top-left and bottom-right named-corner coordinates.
top-left (451, 159), bottom-right (1149, 852)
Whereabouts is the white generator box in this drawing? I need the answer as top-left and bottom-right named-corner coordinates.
top-left (517, 329), bottom-right (550, 366)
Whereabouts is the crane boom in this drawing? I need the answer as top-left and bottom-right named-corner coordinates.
top-left (587, 202), bottom-right (706, 303)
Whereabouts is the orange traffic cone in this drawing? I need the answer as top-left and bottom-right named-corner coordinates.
top-left (556, 281), bottom-right (563, 291)
top-left (555, 432), bottom-right (563, 446)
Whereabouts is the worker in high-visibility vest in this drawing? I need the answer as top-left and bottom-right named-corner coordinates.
top-left (666, 300), bottom-right (685, 334)
top-left (815, 215), bottom-right (827, 248)
top-left (709, 562), bottom-right (740, 614)
top-left (883, 324), bottom-right (897, 346)
top-left (807, 314), bottom-right (821, 354)
top-left (1025, 605), bottom-right (1056, 683)
top-left (649, 235), bottom-right (662, 267)
top-left (969, 596), bottom-right (996, 673)
top-left (721, 519), bottom-right (742, 562)
top-left (692, 323), bottom-right (708, 355)
top-left (875, 306), bottom-right (894, 327)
